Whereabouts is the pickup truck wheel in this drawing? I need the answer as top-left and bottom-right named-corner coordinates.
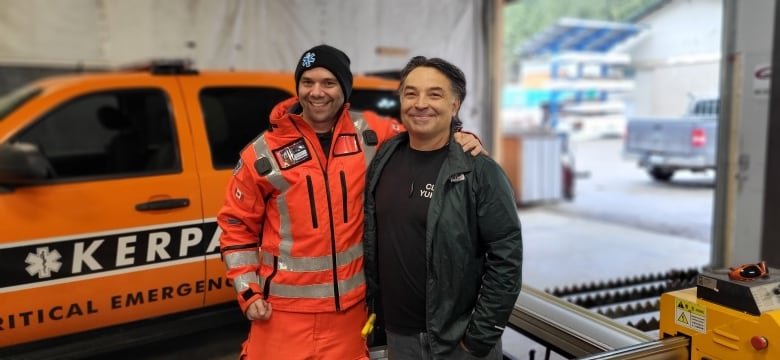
top-left (649, 167), bottom-right (674, 182)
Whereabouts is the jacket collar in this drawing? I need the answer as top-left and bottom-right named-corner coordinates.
top-left (442, 130), bottom-right (474, 178)
top-left (387, 127), bottom-right (475, 178)
top-left (269, 96), bottom-right (351, 134)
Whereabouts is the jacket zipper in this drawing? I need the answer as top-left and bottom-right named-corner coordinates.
top-left (340, 171), bottom-right (348, 223)
top-left (306, 175), bottom-right (318, 228)
top-left (263, 256), bottom-right (279, 300)
top-left (323, 172), bottom-right (341, 311)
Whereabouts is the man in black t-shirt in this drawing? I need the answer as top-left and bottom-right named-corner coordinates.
top-left (363, 57), bottom-right (523, 359)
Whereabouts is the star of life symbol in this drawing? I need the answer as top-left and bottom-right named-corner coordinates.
top-left (302, 52), bottom-right (316, 68)
top-left (25, 247), bottom-right (63, 279)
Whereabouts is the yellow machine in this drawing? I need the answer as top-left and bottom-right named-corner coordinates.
top-left (659, 266), bottom-right (780, 359)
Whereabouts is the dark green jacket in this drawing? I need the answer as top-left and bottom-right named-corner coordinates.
top-left (363, 132), bottom-right (523, 358)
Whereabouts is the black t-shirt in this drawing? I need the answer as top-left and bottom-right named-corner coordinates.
top-left (375, 144), bottom-right (448, 334)
top-left (316, 131), bottom-right (333, 157)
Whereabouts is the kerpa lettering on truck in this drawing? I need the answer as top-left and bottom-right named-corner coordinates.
top-left (0, 221), bottom-right (230, 339)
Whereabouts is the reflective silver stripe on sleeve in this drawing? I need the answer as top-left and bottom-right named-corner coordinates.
top-left (350, 111), bottom-right (376, 167)
top-left (233, 272), bottom-right (260, 294)
top-left (276, 194), bottom-right (294, 258)
top-left (260, 242), bottom-right (363, 272)
top-left (224, 250), bottom-right (260, 269)
top-left (259, 271), bottom-right (365, 299)
top-left (252, 137), bottom-right (294, 260)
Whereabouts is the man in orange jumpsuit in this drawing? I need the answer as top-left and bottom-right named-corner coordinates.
top-left (217, 45), bottom-right (482, 359)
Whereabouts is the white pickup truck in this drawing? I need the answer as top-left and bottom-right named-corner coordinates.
top-left (623, 97), bottom-right (719, 181)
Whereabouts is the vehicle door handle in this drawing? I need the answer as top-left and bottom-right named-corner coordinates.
top-left (135, 198), bottom-right (190, 211)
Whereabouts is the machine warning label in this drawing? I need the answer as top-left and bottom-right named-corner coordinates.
top-left (675, 299), bottom-right (706, 333)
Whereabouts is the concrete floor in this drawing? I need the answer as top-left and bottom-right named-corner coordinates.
top-left (519, 207), bottom-right (710, 291)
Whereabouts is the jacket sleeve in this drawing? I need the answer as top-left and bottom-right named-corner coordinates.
top-left (217, 150), bottom-right (270, 314)
top-left (461, 157), bottom-right (523, 356)
top-left (362, 110), bottom-right (404, 145)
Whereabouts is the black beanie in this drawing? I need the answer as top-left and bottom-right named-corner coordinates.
top-left (294, 44), bottom-right (353, 100)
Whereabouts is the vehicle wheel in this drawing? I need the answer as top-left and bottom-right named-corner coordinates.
top-left (649, 167), bottom-right (674, 182)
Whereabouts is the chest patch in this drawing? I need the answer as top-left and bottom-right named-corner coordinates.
top-left (273, 138), bottom-right (311, 169)
top-left (333, 134), bottom-right (361, 156)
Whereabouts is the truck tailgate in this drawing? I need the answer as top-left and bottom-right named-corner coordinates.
top-left (625, 117), bottom-right (715, 156)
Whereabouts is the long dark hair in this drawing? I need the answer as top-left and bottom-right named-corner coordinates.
top-left (399, 56), bottom-right (466, 129)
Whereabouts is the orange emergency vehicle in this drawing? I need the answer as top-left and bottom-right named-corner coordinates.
top-left (0, 60), bottom-right (399, 357)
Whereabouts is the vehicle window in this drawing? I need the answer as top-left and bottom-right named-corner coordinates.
top-left (0, 86), bottom-right (42, 122)
top-left (200, 87), bottom-right (292, 169)
top-left (692, 101), bottom-right (705, 115)
top-left (691, 99), bottom-right (719, 117)
top-left (350, 89), bottom-right (400, 119)
top-left (710, 100), bottom-right (719, 116)
top-left (13, 89), bottom-right (179, 180)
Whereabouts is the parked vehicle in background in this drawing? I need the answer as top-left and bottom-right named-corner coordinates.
top-left (0, 60), bottom-right (400, 358)
top-left (556, 99), bottom-right (627, 140)
top-left (623, 97), bottom-right (719, 181)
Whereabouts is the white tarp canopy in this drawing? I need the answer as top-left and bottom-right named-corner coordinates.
top-left (0, 0), bottom-right (494, 137)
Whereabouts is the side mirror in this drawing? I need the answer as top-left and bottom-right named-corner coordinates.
top-left (0, 142), bottom-right (52, 188)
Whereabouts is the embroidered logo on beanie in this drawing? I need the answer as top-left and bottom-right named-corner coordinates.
top-left (302, 52), bottom-right (316, 68)
top-left (294, 44), bottom-right (353, 100)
